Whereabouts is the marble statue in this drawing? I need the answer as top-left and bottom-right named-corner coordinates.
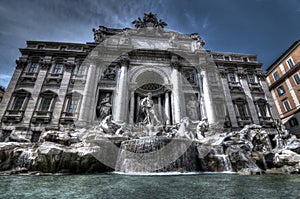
top-left (196, 117), bottom-right (209, 139)
top-left (174, 117), bottom-right (195, 140)
top-left (140, 93), bottom-right (160, 126)
top-left (186, 96), bottom-right (200, 121)
top-left (97, 93), bottom-right (112, 120)
top-left (132, 12), bottom-right (167, 29)
top-left (102, 66), bottom-right (116, 80)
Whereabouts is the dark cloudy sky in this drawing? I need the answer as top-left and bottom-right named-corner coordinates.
top-left (1, 0), bottom-right (300, 88)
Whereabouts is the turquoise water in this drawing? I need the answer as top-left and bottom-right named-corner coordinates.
top-left (0, 173), bottom-right (299, 199)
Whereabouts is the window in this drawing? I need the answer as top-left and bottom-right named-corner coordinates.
top-left (294, 73), bottom-right (300, 85)
top-left (12, 96), bottom-right (26, 110)
top-left (77, 65), bottom-right (86, 75)
top-left (282, 99), bottom-right (291, 111)
top-left (237, 104), bottom-right (248, 119)
top-left (228, 73), bottom-right (236, 82)
top-left (243, 57), bottom-right (248, 62)
top-left (39, 97), bottom-right (52, 111)
top-left (67, 98), bottom-right (79, 113)
top-left (287, 58), bottom-right (294, 68)
top-left (277, 85), bottom-right (286, 96)
top-left (224, 56), bottom-right (230, 61)
top-left (28, 63), bottom-right (39, 73)
top-left (273, 71), bottom-right (279, 81)
top-left (258, 104), bottom-right (267, 117)
top-left (289, 118), bottom-right (299, 127)
top-left (52, 64), bottom-right (63, 74)
top-left (248, 74), bottom-right (256, 84)
top-left (8, 90), bottom-right (30, 112)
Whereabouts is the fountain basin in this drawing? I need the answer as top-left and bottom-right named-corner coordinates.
top-left (115, 137), bottom-right (200, 173)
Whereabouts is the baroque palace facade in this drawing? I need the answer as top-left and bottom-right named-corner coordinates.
top-left (0, 13), bottom-right (278, 141)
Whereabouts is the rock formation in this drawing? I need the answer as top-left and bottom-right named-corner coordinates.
top-left (1, 120), bottom-right (300, 175)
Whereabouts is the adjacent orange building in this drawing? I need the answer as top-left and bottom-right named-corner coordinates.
top-left (266, 40), bottom-right (300, 137)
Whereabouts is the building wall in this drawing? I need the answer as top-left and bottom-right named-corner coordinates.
top-left (266, 41), bottom-right (300, 136)
top-left (0, 26), bottom-right (279, 140)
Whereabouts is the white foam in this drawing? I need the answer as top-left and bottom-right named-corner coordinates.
top-left (111, 171), bottom-right (237, 176)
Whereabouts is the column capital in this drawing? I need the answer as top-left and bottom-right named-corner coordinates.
top-left (118, 53), bottom-right (130, 66)
top-left (170, 55), bottom-right (180, 69)
top-left (237, 72), bottom-right (247, 79)
top-left (63, 61), bottom-right (76, 72)
top-left (16, 59), bottom-right (27, 69)
top-left (38, 60), bottom-right (52, 70)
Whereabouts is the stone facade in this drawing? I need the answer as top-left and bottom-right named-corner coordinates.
top-left (266, 40), bottom-right (300, 136)
top-left (0, 13), bottom-right (278, 141)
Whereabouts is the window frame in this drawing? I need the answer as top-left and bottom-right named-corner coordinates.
top-left (293, 73), bottom-right (300, 85)
top-left (277, 85), bottom-right (286, 96)
top-left (8, 90), bottom-right (31, 112)
top-left (52, 63), bottom-right (63, 74)
top-left (289, 118), bottom-right (299, 127)
top-left (66, 97), bottom-right (79, 113)
top-left (76, 65), bottom-right (86, 76)
top-left (282, 99), bottom-right (291, 111)
top-left (11, 96), bottom-right (26, 111)
top-left (39, 97), bottom-right (53, 112)
top-left (27, 62), bottom-right (39, 74)
top-left (286, 57), bottom-right (295, 69)
top-left (37, 92), bottom-right (57, 113)
top-left (273, 71), bottom-right (279, 81)
top-left (248, 74), bottom-right (256, 84)
top-left (228, 72), bottom-right (236, 83)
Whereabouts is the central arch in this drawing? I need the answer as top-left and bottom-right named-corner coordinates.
top-left (129, 69), bottom-right (172, 125)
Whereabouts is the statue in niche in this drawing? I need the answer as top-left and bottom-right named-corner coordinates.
top-left (186, 95), bottom-right (200, 121)
top-left (102, 66), bottom-right (116, 80)
top-left (183, 69), bottom-right (196, 84)
top-left (97, 93), bottom-right (112, 121)
top-left (140, 93), bottom-right (160, 126)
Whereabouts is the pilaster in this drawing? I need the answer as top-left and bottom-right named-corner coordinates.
top-left (239, 73), bottom-right (260, 124)
top-left (51, 62), bottom-right (74, 126)
top-left (0, 60), bottom-right (26, 122)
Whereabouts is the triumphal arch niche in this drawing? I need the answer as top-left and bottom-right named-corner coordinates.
top-left (75, 13), bottom-right (226, 128)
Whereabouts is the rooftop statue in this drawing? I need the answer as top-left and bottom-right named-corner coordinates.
top-left (132, 12), bottom-right (168, 29)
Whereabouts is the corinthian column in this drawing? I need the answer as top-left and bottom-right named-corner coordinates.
top-left (113, 54), bottom-right (129, 123)
top-left (164, 91), bottom-right (170, 125)
top-left (77, 62), bottom-right (97, 126)
top-left (129, 89), bottom-right (135, 124)
top-left (171, 55), bottom-right (182, 123)
top-left (201, 70), bottom-right (216, 124)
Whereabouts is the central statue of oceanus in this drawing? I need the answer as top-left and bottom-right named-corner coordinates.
top-left (140, 93), bottom-right (160, 126)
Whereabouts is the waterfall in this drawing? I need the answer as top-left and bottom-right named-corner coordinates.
top-left (211, 147), bottom-right (233, 172)
top-left (115, 137), bottom-right (199, 173)
top-left (18, 149), bottom-right (34, 168)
